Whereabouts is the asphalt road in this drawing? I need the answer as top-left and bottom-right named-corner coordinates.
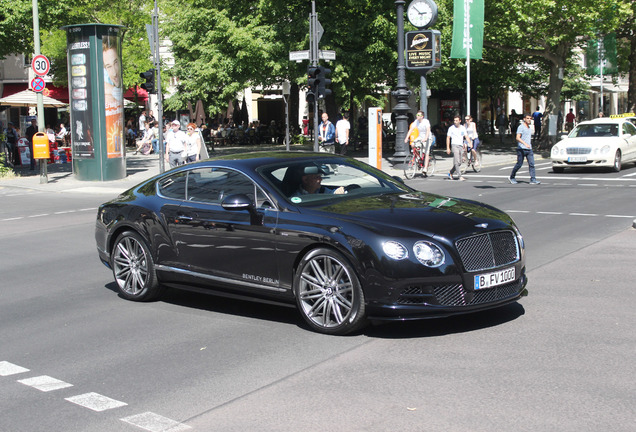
top-left (1, 159), bottom-right (635, 432)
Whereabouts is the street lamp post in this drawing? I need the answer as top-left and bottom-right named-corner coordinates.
top-left (392, 0), bottom-right (412, 161)
top-left (282, 80), bottom-right (291, 151)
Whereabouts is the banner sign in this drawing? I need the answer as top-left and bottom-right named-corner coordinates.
top-left (450, 0), bottom-right (484, 59)
top-left (406, 30), bottom-right (442, 72)
top-left (586, 33), bottom-right (617, 76)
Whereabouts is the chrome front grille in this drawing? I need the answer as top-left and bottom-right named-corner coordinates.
top-left (566, 147), bottom-right (591, 155)
top-left (455, 230), bottom-right (519, 272)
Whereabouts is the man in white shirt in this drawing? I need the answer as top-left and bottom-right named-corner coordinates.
top-left (446, 115), bottom-right (471, 181)
top-left (335, 113), bottom-right (351, 155)
top-left (165, 120), bottom-right (187, 167)
top-left (138, 111), bottom-right (146, 132)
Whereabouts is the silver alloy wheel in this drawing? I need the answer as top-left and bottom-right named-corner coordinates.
top-left (113, 235), bottom-right (149, 296)
top-left (298, 254), bottom-right (355, 329)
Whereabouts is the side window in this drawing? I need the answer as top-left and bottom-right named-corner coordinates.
top-left (157, 172), bottom-right (187, 199)
top-left (622, 122), bottom-right (636, 136)
top-left (186, 168), bottom-right (257, 204)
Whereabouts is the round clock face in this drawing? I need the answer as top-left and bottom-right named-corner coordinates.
top-left (407, 0), bottom-right (437, 28)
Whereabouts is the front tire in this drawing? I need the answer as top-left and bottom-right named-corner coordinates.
top-left (403, 154), bottom-right (418, 179)
top-left (459, 150), bottom-right (468, 174)
top-left (471, 150), bottom-right (482, 172)
top-left (294, 248), bottom-right (367, 335)
top-left (612, 150), bottom-right (622, 172)
top-left (111, 231), bottom-right (162, 301)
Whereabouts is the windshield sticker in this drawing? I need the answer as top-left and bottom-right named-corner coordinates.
top-left (291, 197), bottom-right (302, 203)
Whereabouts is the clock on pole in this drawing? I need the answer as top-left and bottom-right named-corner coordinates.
top-left (407, 0), bottom-right (438, 29)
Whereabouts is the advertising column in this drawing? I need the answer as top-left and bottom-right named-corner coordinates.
top-left (63, 24), bottom-right (125, 181)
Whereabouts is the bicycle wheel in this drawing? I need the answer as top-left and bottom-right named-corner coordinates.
top-left (459, 149), bottom-right (468, 174)
top-left (425, 153), bottom-right (436, 176)
top-left (403, 154), bottom-right (418, 179)
top-left (471, 149), bottom-right (482, 172)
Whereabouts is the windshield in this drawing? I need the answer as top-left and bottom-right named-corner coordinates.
top-left (570, 123), bottom-right (619, 138)
top-left (257, 158), bottom-right (411, 206)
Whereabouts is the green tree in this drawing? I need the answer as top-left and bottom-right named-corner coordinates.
top-left (483, 0), bottom-right (625, 139)
top-left (1, 0), bottom-right (153, 97)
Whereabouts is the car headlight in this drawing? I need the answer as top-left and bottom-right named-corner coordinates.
top-left (383, 241), bottom-right (408, 260)
top-left (600, 145), bottom-right (610, 154)
top-left (413, 241), bottom-right (445, 267)
top-left (551, 146), bottom-right (559, 156)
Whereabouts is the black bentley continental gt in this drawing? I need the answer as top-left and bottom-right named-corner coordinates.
top-left (96, 152), bottom-right (527, 335)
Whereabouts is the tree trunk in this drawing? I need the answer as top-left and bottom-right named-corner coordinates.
top-left (628, 33), bottom-right (636, 113)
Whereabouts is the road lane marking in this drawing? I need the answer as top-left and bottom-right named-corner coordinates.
top-left (569, 213), bottom-right (599, 217)
top-left (121, 412), bottom-right (192, 432)
top-left (537, 211), bottom-right (563, 215)
top-left (0, 361), bottom-right (30, 376)
top-left (18, 375), bottom-right (73, 392)
top-left (65, 392), bottom-right (128, 411)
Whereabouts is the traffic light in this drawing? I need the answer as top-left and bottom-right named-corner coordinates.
top-left (139, 69), bottom-right (155, 93)
top-left (316, 66), bottom-right (332, 99)
top-left (306, 66), bottom-right (319, 104)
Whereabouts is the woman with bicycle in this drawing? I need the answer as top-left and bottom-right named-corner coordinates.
top-left (404, 110), bottom-right (431, 176)
top-left (464, 115), bottom-right (479, 161)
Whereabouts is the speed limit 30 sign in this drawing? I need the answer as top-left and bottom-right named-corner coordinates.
top-left (32, 54), bottom-right (50, 76)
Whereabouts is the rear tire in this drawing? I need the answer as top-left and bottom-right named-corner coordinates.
top-left (425, 154), bottom-right (436, 176)
top-left (111, 231), bottom-right (162, 301)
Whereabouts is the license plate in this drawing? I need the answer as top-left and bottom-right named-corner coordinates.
top-left (567, 156), bottom-right (587, 162)
top-left (474, 267), bottom-right (516, 290)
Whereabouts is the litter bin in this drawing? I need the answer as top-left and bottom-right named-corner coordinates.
top-left (33, 132), bottom-right (49, 159)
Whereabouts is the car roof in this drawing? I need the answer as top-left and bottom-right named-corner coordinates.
top-left (580, 118), bottom-right (625, 125)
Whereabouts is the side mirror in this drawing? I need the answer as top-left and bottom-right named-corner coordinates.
top-left (221, 194), bottom-right (253, 211)
top-left (221, 194), bottom-right (262, 225)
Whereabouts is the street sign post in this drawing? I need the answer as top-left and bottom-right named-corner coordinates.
top-left (31, 54), bottom-right (50, 76)
top-left (31, 76), bottom-right (46, 93)
top-left (289, 50), bottom-right (310, 62)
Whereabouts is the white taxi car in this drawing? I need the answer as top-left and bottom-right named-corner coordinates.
top-left (551, 116), bottom-right (636, 172)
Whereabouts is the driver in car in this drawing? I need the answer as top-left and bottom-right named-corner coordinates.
top-left (294, 171), bottom-right (345, 195)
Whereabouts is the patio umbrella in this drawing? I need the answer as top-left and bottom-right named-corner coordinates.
top-left (225, 99), bottom-right (235, 122)
top-left (240, 96), bottom-right (249, 126)
top-left (194, 99), bottom-right (206, 125)
top-left (0, 89), bottom-right (67, 108)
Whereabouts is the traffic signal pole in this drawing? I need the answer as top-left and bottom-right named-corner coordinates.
top-left (153, 0), bottom-right (165, 173)
top-left (310, 1), bottom-right (319, 152)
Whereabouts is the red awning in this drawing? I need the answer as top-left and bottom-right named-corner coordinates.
top-left (2, 83), bottom-right (69, 103)
top-left (124, 87), bottom-right (148, 103)
top-left (1, 83), bottom-right (28, 98)
top-left (2, 83), bottom-right (145, 104)
top-left (45, 84), bottom-right (69, 103)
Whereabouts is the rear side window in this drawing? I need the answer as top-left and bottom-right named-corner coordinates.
top-left (187, 167), bottom-right (256, 204)
top-left (157, 172), bottom-right (187, 199)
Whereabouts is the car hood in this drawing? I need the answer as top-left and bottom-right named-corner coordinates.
top-left (306, 191), bottom-right (514, 238)
top-left (558, 137), bottom-right (620, 147)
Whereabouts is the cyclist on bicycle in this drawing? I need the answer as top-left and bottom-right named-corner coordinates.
top-left (464, 115), bottom-right (479, 163)
top-left (404, 110), bottom-right (431, 176)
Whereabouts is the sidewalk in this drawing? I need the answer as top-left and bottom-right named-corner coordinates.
top-left (0, 137), bottom-right (541, 195)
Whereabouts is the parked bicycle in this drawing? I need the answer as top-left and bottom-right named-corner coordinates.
top-left (403, 137), bottom-right (436, 179)
top-left (459, 144), bottom-right (482, 174)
